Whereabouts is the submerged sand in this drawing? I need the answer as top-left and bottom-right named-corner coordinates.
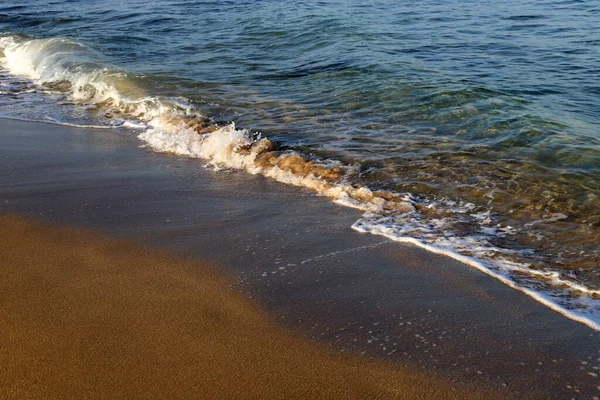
top-left (0, 215), bottom-right (502, 399)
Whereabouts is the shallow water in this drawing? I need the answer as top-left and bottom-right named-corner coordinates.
top-left (0, 0), bottom-right (599, 328)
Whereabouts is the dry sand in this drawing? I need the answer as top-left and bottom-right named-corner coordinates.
top-left (0, 215), bottom-right (503, 400)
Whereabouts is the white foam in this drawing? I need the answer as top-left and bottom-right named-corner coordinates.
top-left (0, 35), bottom-right (191, 124)
top-left (0, 115), bottom-right (115, 129)
top-left (123, 120), bottom-right (148, 129)
top-left (352, 213), bottom-right (600, 331)
top-left (138, 120), bottom-right (410, 213)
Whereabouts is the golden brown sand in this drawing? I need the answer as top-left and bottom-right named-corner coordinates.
top-left (0, 215), bottom-right (504, 400)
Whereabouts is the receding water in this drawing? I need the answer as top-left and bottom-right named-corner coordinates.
top-left (0, 0), bottom-right (599, 328)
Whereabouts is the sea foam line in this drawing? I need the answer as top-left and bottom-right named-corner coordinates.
top-left (0, 115), bottom-right (117, 129)
top-left (352, 218), bottom-right (600, 331)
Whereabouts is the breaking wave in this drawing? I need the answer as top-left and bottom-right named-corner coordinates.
top-left (1, 33), bottom-right (599, 331)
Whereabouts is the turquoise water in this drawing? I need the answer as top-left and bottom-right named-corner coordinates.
top-left (0, 0), bottom-right (599, 327)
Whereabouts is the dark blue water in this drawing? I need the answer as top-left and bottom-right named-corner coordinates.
top-left (1, 0), bottom-right (599, 327)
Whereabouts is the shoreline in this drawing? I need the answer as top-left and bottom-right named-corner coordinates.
top-left (1, 117), bottom-right (599, 398)
top-left (3, 32), bottom-right (598, 333)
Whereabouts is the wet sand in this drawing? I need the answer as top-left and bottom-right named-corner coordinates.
top-left (0, 118), bottom-right (599, 399)
top-left (0, 215), bottom-right (501, 399)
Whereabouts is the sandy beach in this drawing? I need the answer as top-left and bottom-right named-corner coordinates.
top-left (0, 214), bottom-right (508, 400)
top-left (0, 118), bottom-right (599, 399)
